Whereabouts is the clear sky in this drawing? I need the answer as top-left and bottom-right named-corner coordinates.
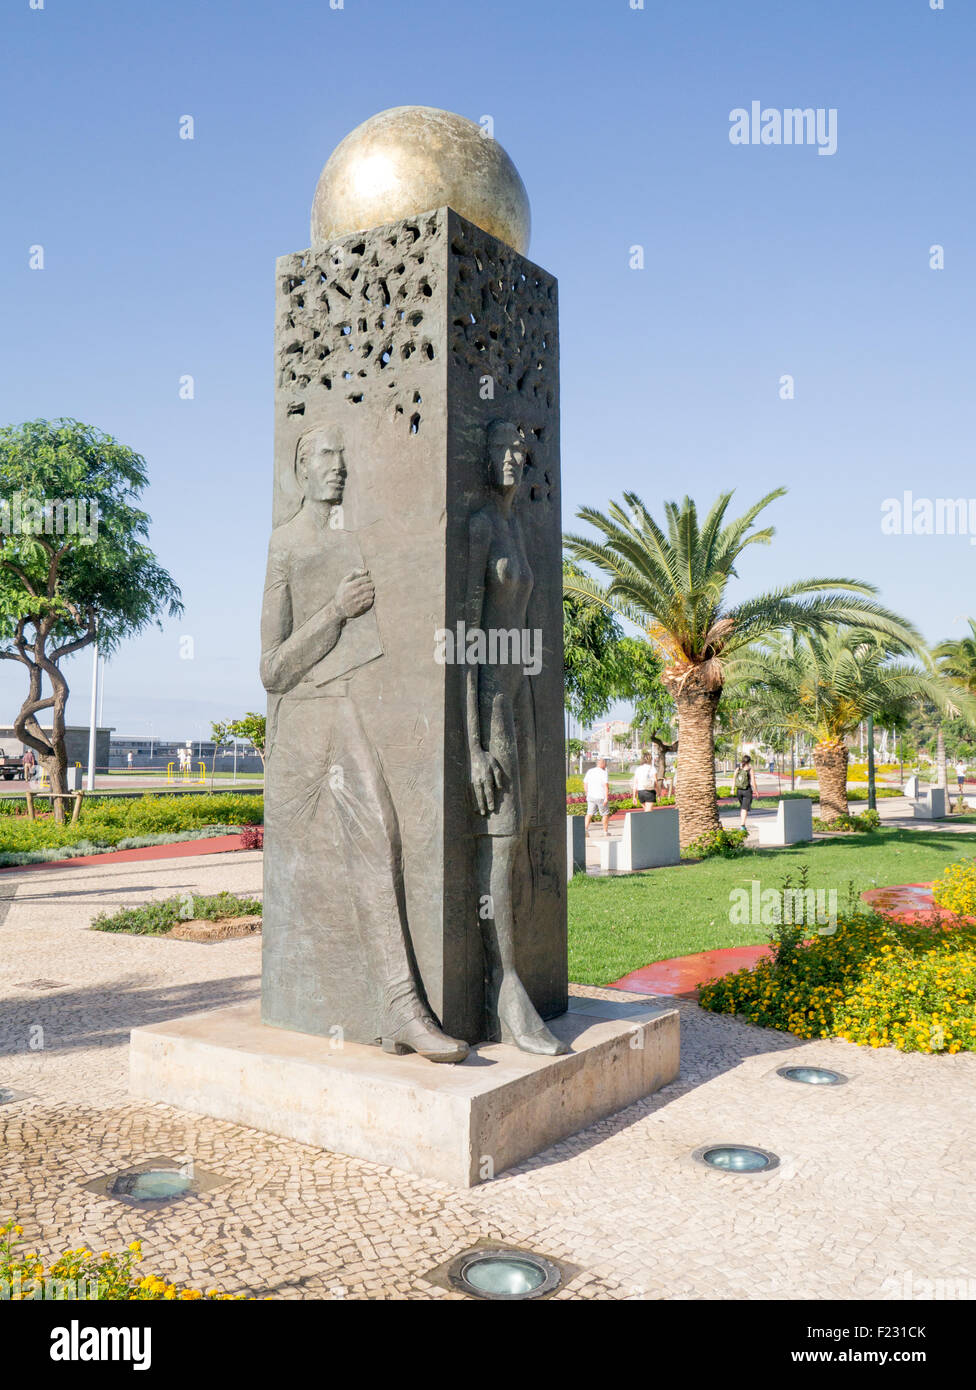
top-left (1, 0), bottom-right (973, 740)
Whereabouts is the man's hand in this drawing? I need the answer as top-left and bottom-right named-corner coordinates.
top-left (470, 746), bottom-right (505, 816)
top-left (335, 569), bottom-right (374, 620)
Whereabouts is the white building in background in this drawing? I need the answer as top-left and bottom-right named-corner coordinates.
top-left (587, 719), bottom-right (635, 761)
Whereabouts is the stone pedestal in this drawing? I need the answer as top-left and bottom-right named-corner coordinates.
top-left (264, 208), bottom-right (565, 1047)
top-left (130, 998), bottom-right (679, 1187)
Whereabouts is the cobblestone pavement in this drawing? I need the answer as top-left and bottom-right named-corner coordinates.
top-left (2, 852), bottom-right (974, 1300)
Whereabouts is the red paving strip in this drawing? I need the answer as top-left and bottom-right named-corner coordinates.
top-left (861, 881), bottom-right (952, 925)
top-left (607, 943), bottom-right (773, 999)
top-left (0, 834), bottom-right (247, 875)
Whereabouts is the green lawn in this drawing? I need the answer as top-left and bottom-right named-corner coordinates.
top-left (567, 827), bottom-right (976, 986)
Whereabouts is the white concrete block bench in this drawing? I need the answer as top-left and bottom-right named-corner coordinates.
top-left (566, 815), bottom-right (586, 880)
top-left (598, 808), bottom-right (680, 872)
top-left (757, 797), bottom-right (813, 846)
top-left (912, 788), bottom-right (947, 819)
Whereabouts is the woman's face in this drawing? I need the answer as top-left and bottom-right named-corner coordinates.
top-left (488, 428), bottom-right (525, 491)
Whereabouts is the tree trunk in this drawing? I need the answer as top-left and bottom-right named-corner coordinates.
top-left (671, 684), bottom-right (720, 848)
top-left (814, 739), bottom-right (849, 822)
top-left (14, 682), bottom-right (69, 822)
top-left (648, 732), bottom-right (677, 794)
top-left (936, 726), bottom-right (947, 791)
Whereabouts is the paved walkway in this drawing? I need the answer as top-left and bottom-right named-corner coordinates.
top-left (2, 851), bottom-right (975, 1300)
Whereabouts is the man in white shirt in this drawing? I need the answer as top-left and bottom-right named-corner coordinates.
top-left (583, 758), bottom-right (610, 836)
top-left (631, 752), bottom-right (659, 810)
top-left (956, 760), bottom-right (967, 794)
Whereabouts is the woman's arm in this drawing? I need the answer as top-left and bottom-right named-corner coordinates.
top-left (259, 542), bottom-right (352, 694)
top-left (463, 511), bottom-right (504, 816)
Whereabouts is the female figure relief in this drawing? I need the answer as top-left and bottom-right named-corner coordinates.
top-left (464, 421), bottom-right (569, 1056)
top-left (260, 423), bottom-right (468, 1063)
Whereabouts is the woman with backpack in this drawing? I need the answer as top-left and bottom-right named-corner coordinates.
top-left (733, 754), bottom-right (758, 828)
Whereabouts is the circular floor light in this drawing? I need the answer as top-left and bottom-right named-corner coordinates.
top-left (449, 1247), bottom-right (562, 1300)
top-left (777, 1065), bottom-right (847, 1086)
top-left (695, 1144), bottom-right (779, 1173)
top-left (110, 1169), bottom-right (192, 1203)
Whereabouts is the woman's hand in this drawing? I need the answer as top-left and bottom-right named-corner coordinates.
top-left (470, 746), bottom-right (505, 816)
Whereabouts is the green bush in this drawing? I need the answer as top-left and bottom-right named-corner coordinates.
top-left (0, 793), bottom-right (262, 854)
top-left (814, 809), bottom-right (881, 834)
top-left (683, 826), bottom-right (748, 859)
top-left (91, 891), bottom-right (262, 936)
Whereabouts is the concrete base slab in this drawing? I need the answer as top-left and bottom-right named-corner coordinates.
top-left (130, 998), bottom-right (679, 1187)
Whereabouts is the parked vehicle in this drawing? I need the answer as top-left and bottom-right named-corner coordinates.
top-left (0, 747), bottom-right (25, 780)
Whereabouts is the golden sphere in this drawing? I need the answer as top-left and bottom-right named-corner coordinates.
top-left (310, 106), bottom-right (531, 255)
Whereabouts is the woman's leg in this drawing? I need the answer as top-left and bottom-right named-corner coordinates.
top-left (477, 834), bottom-right (569, 1056)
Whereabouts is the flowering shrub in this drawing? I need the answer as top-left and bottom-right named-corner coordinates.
top-left (932, 857), bottom-right (976, 920)
top-left (0, 1225), bottom-right (247, 1300)
top-left (566, 792), bottom-right (676, 816)
top-left (239, 824), bottom-right (264, 851)
top-left (566, 792), bottom-right (633, 816)
top-left (698, 913), bottom-right (976, 1053)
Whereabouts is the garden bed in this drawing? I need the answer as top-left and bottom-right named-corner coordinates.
top-left (91, 891), bottom-right (262, 937)
top-left (0, 793), bottom-right (262, 863)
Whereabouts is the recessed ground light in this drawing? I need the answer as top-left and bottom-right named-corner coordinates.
top-left (424, 1242), bottom-right (574, 1300)
top-left (111, 1169), bottom-right (193, 1202)
top-left (0, 1087), bottom-right (28, 1105)
top-left (82, 1156), bottom-right (230, 1208)
top-left (693, 1144), bottom-right (780, 1173)
top-left (777, 1065), bottom-right (848, 1086)
top-left (450, 1248), bottom-right (562, 1300)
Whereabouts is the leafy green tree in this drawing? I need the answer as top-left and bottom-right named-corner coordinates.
top-left (612, 635), bottom-right (676, 781)
top-left (562, 560), bottom-right (622, 728)
top-left (209, 720), bottom-right (231, 791)
top-left (0, 419), bottom-right (182, 814)
top-left (228, 712), bottom-right (267, 770)
top-left (564, 489), bottom-right (920, 846)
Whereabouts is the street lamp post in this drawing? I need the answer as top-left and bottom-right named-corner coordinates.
top-left (86, 622), bottom-right (99, 792)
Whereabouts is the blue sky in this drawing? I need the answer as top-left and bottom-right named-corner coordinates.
top-left (1, 0), bottom-right (973, 740)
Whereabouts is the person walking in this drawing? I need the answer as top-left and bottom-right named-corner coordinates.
top-left (631, 751), bottom-right (659, 811)
top-left (583, 757), bottom-right (610, 837)
top-left (733, 753), bottom-right (758, 829)
top-left (955, 759), bottom-right (967, 794)
top-left (21, 748), bottom-right (35, 783)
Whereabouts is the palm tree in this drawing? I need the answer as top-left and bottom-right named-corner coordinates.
top-left (933, 619), bottom-right (976, 796)
top-left (564, 490), bottom-right (921, 845)
top-left (725, 628), bottom-right (972, 821)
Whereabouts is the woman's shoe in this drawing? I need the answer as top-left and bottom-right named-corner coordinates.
top-left (494, 974), bottom-right (570, 1056)
top-left (381, 1014), bottom-right (469, 1063)
top-left (499, 1019), bottom-right (570, 1056)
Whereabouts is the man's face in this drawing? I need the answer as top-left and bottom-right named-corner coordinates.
top-left (488, 430), bottom-right (525, 490)
top-left (301, 436), bottom-right (346, 503)
top-left (598, 759), bottom-right (607, 770)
